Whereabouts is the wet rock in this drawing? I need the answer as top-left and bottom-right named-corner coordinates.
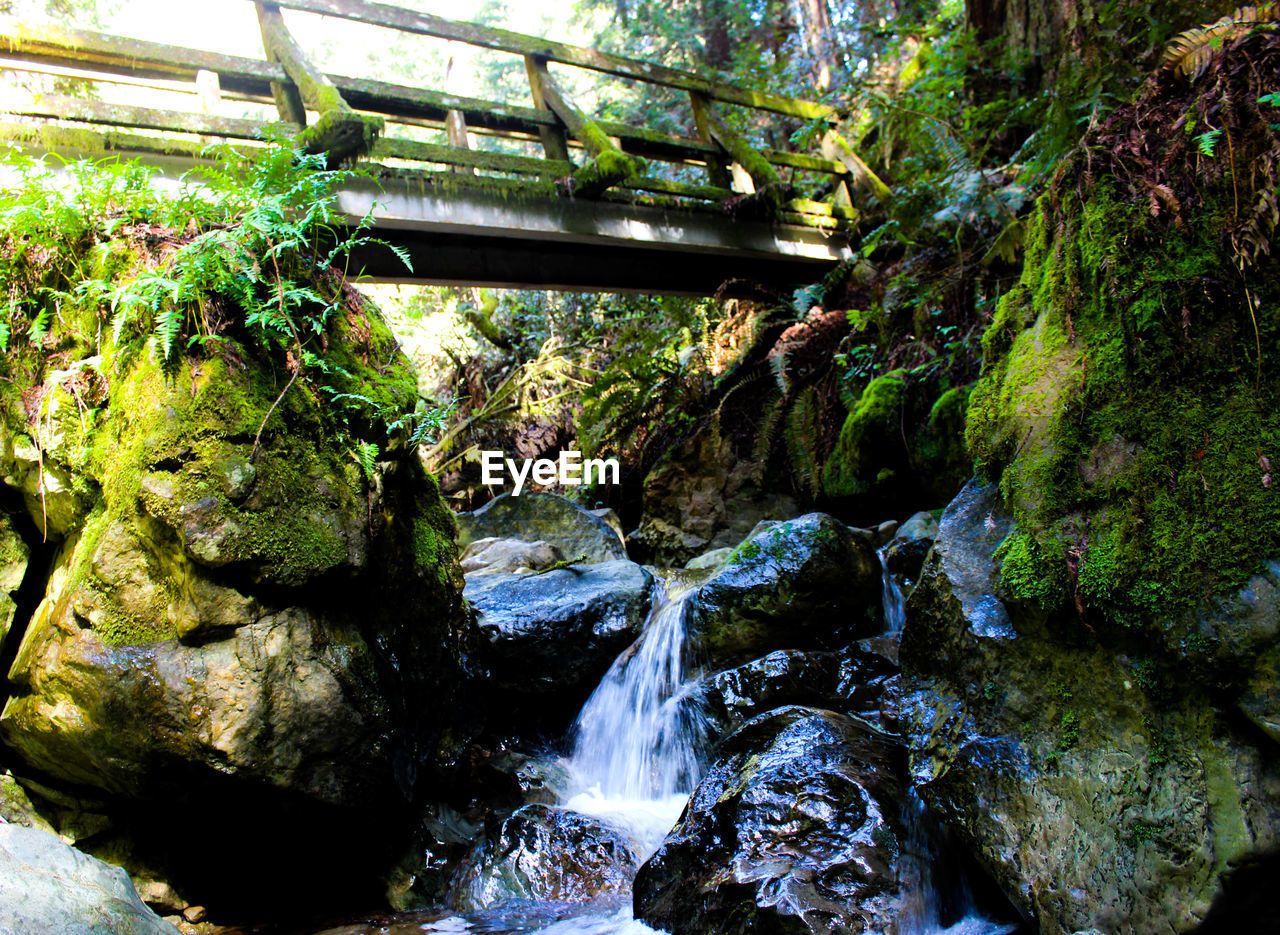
top-left (684, 546), bottom-right (734, 571)
top-left (702, 650), bottom-right (840, 734)
top-left (883, 510), bottom-right (939, 580)
top-left (456, 492), bottom-right (627, 564)
top-left (450, 804), bottom-right (639, 911)
top-left (0, 823), bottom-right (180, 935)
top-left (466, 560), bottom-right (654, 699)
top-left (634, 705), bottom-right (905, 935)
top-left (686, 513), bottom-right (879, 662)
top-left (460, 537), bottom-right (563, 577)
top-left (629, 420), bottom-right (798, 566)
top-left (901, 479), bottom-right (1280, 934)
top-left (835, 638), bottom-right (902, 735)
top-left (0, 511), bottom-right (28, 651)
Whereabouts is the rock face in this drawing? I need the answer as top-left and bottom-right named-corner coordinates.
top-left (686, 513), bottom-right (879, 662)
top-left (0, 300), bottom-right (465, 913)
top-left (455, 492), bottom-right (627, 563)
top-left (634, 706), bottom-right (906, 935)
top-left (0, 823), bottom-right (179, 935)
top-left (450, 804), bottom-right (638, 911)
top-left (630, 420), bottom-right (798, 566)
top-left (465, 560), bottom-right (654, 702)
top-left (0, 512), bottom-right (28, 651)
top-left (901, 479), bottom-right (1280, 934)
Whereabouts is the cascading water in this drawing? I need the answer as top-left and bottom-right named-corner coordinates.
top-left (896, 789), bottom-right (1019, 935)
top-left (564, 577), bottom-right (711, 855)
top-left (878, 543), bottom-right (908, 634)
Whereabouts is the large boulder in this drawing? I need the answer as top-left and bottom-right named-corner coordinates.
top-left (455, 492), bottom-right (627, 564)
top-left (465, 560), bottom-right (654, 703)
top-left (685, 513), bottom-right (879, 662)
top-left (901, 479), bottom-right (1280, 934)
top-left (0, 823), bottom-right (179, 935)
top-left (0, 297), bottom-right (465, 914)
top-left (449, 804), bottom-right (639, 911)
top-left (634, 706), bottom-right (906, 935)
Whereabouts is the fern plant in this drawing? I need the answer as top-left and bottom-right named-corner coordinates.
top-left (1162, 4), bottom-right (1280, 79)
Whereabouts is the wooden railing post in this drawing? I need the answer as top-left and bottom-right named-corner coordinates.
top-left (820, 130), bottom-right (891, 204)
top-left (255, 1), bottom-right (383, 162)
top-left (527, 61), bottom-right (642, 198)
top-left (689, 91), bottom-right (732, 190)
top-left (524, 55), bottom-right (571, 163)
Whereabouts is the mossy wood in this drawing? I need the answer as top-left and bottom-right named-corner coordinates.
top-left (272, 0), bottom-right (840, 121)
top-left (0, 3), bottom-right (880, 289)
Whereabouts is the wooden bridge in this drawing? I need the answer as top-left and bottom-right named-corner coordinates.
top-left (0, 0), bottom-right (887, 294)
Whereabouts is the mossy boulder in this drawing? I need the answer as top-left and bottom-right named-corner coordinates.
top-left (900, 480), bottom-right (1280, 933)
top-left (685, 513), bottom-right (879, 663)
top-left (0, 288), bottom-right (465, 913)
top-left (964, 26), bottom-right (1280, 636)
top-left (822, 371), bottom-right (973, 519)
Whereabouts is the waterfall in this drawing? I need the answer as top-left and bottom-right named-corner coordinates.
top-left (564, 577), bottom-right (710, 855)
top-left (878, 543), bottom-right (908, 633)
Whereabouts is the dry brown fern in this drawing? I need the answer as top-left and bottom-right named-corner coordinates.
top-left (1162, 4), bottom-right (1280, 79)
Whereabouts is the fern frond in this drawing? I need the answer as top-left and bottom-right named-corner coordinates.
top-left (1162, 4), bottom-right (1280, 80)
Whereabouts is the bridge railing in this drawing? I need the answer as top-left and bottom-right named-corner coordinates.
top-left (0, 0), bottom-right (888, 232)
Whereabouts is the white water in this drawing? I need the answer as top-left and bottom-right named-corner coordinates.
top-left (898, 783), bottom-right (1018, 935)
top-left (878, 543), bottom-right (908, 633)
top-left (565, 580), bottom-right (711, 856)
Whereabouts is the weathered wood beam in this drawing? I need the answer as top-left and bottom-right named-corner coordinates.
top-left (821, 130), bottom-right (891, 204)
top-left (1, 94), bottom-right (287, 140)
top-left (535, 66), bottom-right (643, 197)
top-left (272, 0), bottom-right (839, 121)
top-left (255, 1), bottom-right (382, 161)
top-left (335, 73), bottom-right (552, 134)
top-left (0, 118), bottom-right (259, 162)
top-left (699, 101), bottom-right (792, 213)
top-left (689, 91), bottom-right (732, 190)
top-left (524, 55), bottom-right (571, 163)
top-left (375, 137), bottom-right (571, 178)
top-left (0, 21), bottom-right (284, 96)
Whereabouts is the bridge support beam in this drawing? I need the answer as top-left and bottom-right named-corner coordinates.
top-left (335, 174), bottom-right (851, 295)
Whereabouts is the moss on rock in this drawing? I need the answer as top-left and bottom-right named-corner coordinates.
top-left (967, 180), bottom-right (1280, 633)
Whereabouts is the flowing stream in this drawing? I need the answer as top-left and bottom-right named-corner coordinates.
top-left (878, 543), bottom-right (908, 634)
top-left (334, 563), bottom-right (1019, 935)
top-left (564, 578), bottom-right (710, 856)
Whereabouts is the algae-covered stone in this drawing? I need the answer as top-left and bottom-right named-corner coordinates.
top-left (685, 513), bottom-right (879, 662)
top-left (0, 288), bottom-right (465, 912)
top-left (900, 480), bottom-right (1280, 934)
top-left (455, 492), bottom-right (626, 564)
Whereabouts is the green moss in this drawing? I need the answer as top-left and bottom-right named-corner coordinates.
top-left (995, 531), bottom-right (1067, 610)
top-left (969, 181), bottom-right (1280, 635)
top-left (823, 369), bottom-right (905, 499)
